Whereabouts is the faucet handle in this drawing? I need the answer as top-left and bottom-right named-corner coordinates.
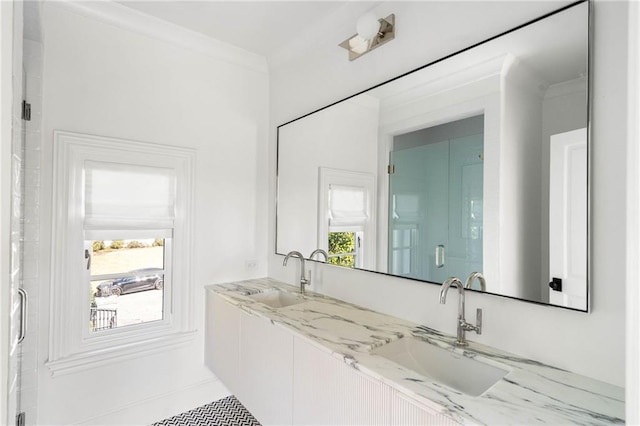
top-left (476, 308), bottom-right (482, 335)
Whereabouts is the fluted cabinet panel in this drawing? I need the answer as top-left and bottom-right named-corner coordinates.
top-left (334, 362), bottom-right (390, 425)
top-left (292, 337), bottom-right (336, 425)
top-left (239, 310), bottom-right (293, 426)
top-left (293, 337), bottom-right (391, 425)
top-left (390, 391), bottom-right (461, 425)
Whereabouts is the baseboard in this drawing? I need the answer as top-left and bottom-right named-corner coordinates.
top-left (71, 377), bottom-right (231, 425)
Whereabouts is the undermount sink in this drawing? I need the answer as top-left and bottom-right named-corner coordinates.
top-left (249, 290), bottom-right (306, 309)
top-left (372, 337), bottom-right (508, 397)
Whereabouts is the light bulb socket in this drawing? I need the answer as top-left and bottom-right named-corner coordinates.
top-left (339, 14), bottom-right (395, 61)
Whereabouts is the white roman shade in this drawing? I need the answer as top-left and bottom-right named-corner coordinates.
top-left (84, 161), bottom-right (176, 230)
top-left (328, 184), bottom-right (368, 226)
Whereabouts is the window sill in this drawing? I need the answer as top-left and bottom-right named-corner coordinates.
top-left (45, 329), bottom-right (197, 377)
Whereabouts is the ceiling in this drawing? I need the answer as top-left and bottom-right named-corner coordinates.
top-left (115, 1), bottom-right (378, 58)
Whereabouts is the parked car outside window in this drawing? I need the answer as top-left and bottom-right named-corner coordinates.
top-left (95, 268), bottom-right (164, 297)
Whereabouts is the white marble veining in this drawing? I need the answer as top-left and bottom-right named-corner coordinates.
top-left (208, 277), bottom-right (624, 425)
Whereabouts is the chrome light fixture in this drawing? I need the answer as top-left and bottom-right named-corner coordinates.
top-left (339, 13), bottom-right (395, 61)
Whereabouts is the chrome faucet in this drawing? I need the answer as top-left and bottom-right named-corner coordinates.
top-left (309, 248), bottom-right (328, 262)
top-left (439, 277), bottom-right (482, 346)
top-left (464, 272), bottom-right (486, 291)
top-left (283, 251), bottom-right (309, 294)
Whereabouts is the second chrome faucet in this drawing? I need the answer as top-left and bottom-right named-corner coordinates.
top-left (283, 249), bottom-right (329, 295)
top-left (439, 273), bottom-right (484, 346)
top-left (309, 248), bottom-right (328, 262)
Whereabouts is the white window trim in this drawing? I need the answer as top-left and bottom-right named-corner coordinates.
top-left (47, 131), bottom-right (196, 376)
top-left (318, 167), bottom-right (376, 270)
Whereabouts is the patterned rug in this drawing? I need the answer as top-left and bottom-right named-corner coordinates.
top-left (152, 395), bottom-right (261, 426)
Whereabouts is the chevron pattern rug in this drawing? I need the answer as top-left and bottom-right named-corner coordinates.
top-left (152, 395), bottom-right (261, 426)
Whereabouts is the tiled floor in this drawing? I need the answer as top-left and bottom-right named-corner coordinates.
top-left (152, 395), bottom-right (261, 426)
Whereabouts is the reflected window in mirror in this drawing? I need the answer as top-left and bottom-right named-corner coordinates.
top-left (327, 185), bottom-right (363, 268)
top-left (318, 169), bottom-right (376, 270)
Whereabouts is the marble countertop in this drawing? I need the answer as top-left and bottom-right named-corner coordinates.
top-left (207, 277), bottom-right (624, 425)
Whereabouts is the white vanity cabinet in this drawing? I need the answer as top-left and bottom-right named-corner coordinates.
top-left (206, 290), bottom-right (460, 426)
top-left (205, 290), bottom-right (241, 394)
top-left (206, 292), bottom-right (293, 426)
top-left (206, 281), bottom-right (625, 425)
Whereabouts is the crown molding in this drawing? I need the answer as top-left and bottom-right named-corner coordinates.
top-left (544, 76), bottom-right (587, 99)
top-left (379, 54), bottom-right (507, 113)
top-left (48, 0), bottom-right (268, 74)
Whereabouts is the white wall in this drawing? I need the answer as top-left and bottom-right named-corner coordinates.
top-left (277, 96), bottom-right (379, 256)
top-left (500, 60), bottom-right (544, 302)
top-left (36, 3), bottom-right (268, 425)
top-left (269, 0), bottom-right (628, 387)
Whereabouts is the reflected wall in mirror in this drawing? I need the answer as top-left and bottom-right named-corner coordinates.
top-left (276, 1), bottom-right (589, 311)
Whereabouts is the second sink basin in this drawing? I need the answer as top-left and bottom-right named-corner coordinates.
top-left (372, 336), bottom-right (508, 397)
top-left (249, 289), bottom-right (306, 309)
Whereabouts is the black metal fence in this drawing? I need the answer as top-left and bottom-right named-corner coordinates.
top-left (90, 307), bottom-right (117, 332)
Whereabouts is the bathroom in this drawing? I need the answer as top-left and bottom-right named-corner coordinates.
top-left (0, 0), bottom-right (638, 424)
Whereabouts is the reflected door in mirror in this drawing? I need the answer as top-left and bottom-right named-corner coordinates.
top-left (549, 128), bottom-right (587, 310)
top-left (389, 116), bottom-right (483, 283)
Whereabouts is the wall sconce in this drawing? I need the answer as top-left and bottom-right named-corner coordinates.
top-left (339, 13), bottom-right (395, 61)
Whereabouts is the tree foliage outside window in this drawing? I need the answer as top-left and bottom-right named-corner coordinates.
top-left (110, 240), bottom-right (125, 250)
top-left (328, 232), bottom-right (355, 268)
top-left (126, 240), bottom-right (146, 249)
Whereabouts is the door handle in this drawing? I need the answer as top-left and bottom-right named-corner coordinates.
top-left (18, 288), bottom-right (27, 344)
top-left (549, 277), bottom-right (563, 292)
top-left (435, 245), bottom-right (445, 268)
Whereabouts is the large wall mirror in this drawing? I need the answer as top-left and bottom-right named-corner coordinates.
top-left (276, 1), bottom-right (589, 311)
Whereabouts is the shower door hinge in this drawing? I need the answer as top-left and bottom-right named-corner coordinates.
top-left (21, 100), bottom-right (31, 121)
top-left (387, 164), bottom-right (395, 174)
top-left (16, 412), bottom-right (25, 426)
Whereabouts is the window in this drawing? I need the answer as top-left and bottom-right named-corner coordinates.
top-left (318, 168), bottom-right (375, 270)
top-left (48, 131), bottom-right (195, 375)
top-left (327, 184), bottom-right (366, 268)
top-left (88, 237), bottom-right (167, 332)
top-left (83, 160), bottom-right (175, 333)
